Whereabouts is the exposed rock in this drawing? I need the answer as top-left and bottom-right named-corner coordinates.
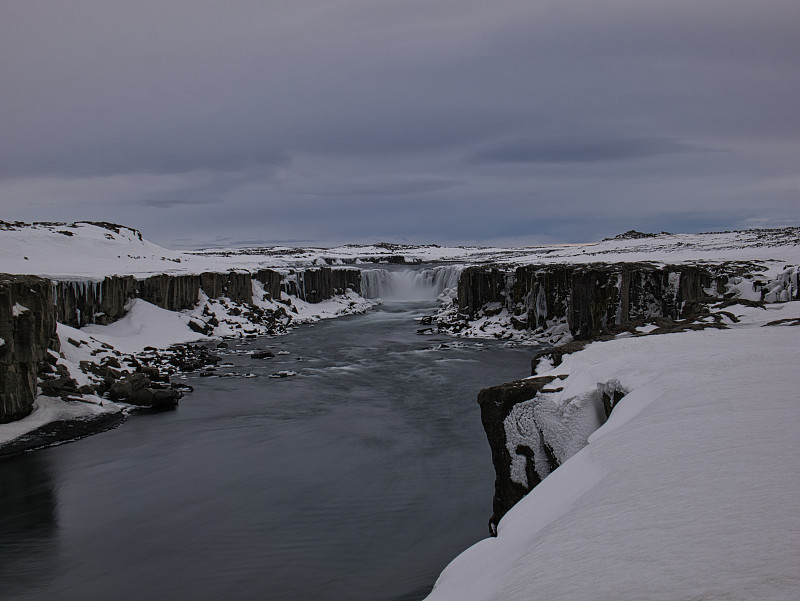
top-left (253, 269), bottom-right (284, 302)
top-left (108, 372), bottom-right (180, 408)
top-left (280, 267), bottom-right (362, 302)
top-left (603, 230), bottom-right (669, 240)
top-left (38, 376), bottom-right (79, 397)
top-left (0, 275), bottom-right (58, 423)
top-left (52, 276), bottom-right (137, 327)
top-left (251, 350), bottom-right (275, 359)
top-left (455, 263), bottom-right (723, 341)
top-left (138, 273), bottom-right (202, 311)
top-left (478, 376), bottom-right (558, 535)
top-left (188, 319), bottom-right (213, 335)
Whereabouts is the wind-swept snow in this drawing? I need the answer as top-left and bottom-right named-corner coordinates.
top-left (425, 301), bottom-right (800, 601)
top-left (81, 298), bottom-right (208, 354)
top-left (2, 222), bottom-right (798, 278)
top-left (0, 395), bottom-right (123, 448)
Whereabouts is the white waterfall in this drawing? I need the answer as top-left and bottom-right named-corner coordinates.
top-left (360, 265), bottom-right (463, 301)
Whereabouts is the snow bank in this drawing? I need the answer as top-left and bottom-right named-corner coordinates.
top-left (2, 222), bottom-right (798, 278)
top-left (0, 396), bottom-right (122, 447)
top-left (81, 298), bottom-right (207, 354)
top-left (426, 301), bottom-right (800, 601)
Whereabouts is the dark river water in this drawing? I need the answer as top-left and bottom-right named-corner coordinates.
top-left (0, 300), bottom-right (534, 601)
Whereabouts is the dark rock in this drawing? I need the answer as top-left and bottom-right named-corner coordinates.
top-left (478, 376), bottom-right (558, 535)
top-left (107, 372), bottom-right (180, 408)
top-left (188, 319), bottom-right (213, 335)
top-left (102, 356), bottom-right (121, 368)
top-left (1, 274), bottom-right (58, 422)
top-left (39, 376), bottom-right (78, 397)
top-left (251, 350), bottom-right (275, 359)
top-left (456, 263), bottom-right (720, 341)
top-left (280, 267), bottom-right (362, 302)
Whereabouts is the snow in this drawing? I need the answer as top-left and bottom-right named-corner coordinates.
top-left (2, 221), bottom-right (800, 598)
top-left (282, 290), bottom-right (375, 323)
top-left (82, 298), bottom-right (207, 354)
top-left (425, 301), bottom-right (800, 601)
top-left (2, 222), bottom-right (798, 279)
top-left (0, 396), bottom-right (123, 446)
top-left (11, 302), bottom-right (28, 316)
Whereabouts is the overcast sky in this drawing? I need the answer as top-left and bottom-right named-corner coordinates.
top-left (1, 0), bottom-right (798, 248)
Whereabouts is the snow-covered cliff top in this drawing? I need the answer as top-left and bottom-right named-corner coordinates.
top-left (1, 221), bottom-right (799, 279)
top-left (425, 300), bottom-right (800, 601)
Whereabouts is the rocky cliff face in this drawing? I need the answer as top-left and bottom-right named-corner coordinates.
top-left (469, 261), bottom-right (799, 535)
top-left (52, 267), bottom-right (363, 328)
top-left (478, 372), bottom-right (628, 535)
top-left (457, 263), bottom-right (723, 340)
top-left (2, 266), bottom-right (366, 424)
top-left (53, 272), bottom-right (253, 328)
top-left (0, 275), bottom-right (58, 423)
top-left (279, 267), bottom-right (362, 303)
top-left (477, 376), bottom-right (558, 535)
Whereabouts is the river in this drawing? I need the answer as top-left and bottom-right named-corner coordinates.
top-left (0, 282), bottom-right (535, 601)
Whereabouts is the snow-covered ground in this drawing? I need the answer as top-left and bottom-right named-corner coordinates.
top-left (425, 300), bottom-right (800, 601)
top-left (2, 221), bottom-right (799, 277)
top-left (0, 395), bottom-right (123, 449)
top-left (2, 221), bottom-right (799, 598)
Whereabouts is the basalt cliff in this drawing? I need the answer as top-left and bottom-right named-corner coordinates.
top-left (0, 266), bottom-right (363, 425)
top-left (445, 260), bottom-right (799, 533)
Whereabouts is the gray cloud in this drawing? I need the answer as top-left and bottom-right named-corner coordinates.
top-left (0, 0), bottom-right (798, 247)
top-left (141, 198), bottom-right (215, 209)
top-left (303, 178), bottom-right (463, 197)
top-left (468, 137), bottom-right (704, 165)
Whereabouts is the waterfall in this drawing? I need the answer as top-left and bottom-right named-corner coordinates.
top-left (360, 265), bottom-right (462, 301)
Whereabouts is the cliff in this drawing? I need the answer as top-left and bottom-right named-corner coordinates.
top-left (425, 302), bottom-right (800, 601)
top-left (1, 266), bottom-right (364, 426)
top-left (466, 261), bottom-right (799, 533)
top-left (455, 262), bottom-right (727, 341)
top-left (52, 267), bottom-right (362, 328)
top-left (0, 275), bottom-right (58, 423)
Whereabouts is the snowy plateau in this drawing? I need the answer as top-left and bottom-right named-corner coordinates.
top-left (1, 221), bottom-right (799, 601)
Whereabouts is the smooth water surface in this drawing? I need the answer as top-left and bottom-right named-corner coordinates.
top-left (0, 301), bottom-right (535, 601)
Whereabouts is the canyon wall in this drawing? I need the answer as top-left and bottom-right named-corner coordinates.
top-left (0, 275), bottom-right (59, 423)
top-left (2, 266), bottom-right (363, 422)
top-left (280, 267), bottom-right (362, 303)
top-left (457, 263), bottom-right (724, 340)
top-left (53, 267), bottom-right (362, 328)
top-left (467, 261), bottom-right (799, 535)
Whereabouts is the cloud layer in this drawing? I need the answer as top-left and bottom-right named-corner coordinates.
top-left (1, 0), bottom-right (798, 247)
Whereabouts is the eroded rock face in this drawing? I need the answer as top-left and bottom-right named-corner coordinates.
top-left (253, 269), bottom-right (283, 302)
top-left (478, 377), bottom-right (558, 535)
top-left (52, 267), bottom-right (364, 329)
top-left (0, 275), bottom-right (58, 423)
top-left (479, 373), bottom-right (621, 536)
top-left (280, 267), bottom-right (362, 302)
top-left (457, 263), bottom-right (720, 340)
top-left (53, 276), bottom-right (137, 327)
top-left (138, 274), bottom-right (202, 311)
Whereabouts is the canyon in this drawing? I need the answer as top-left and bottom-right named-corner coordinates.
top-left (1, 222), bottom-right (799, 601)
